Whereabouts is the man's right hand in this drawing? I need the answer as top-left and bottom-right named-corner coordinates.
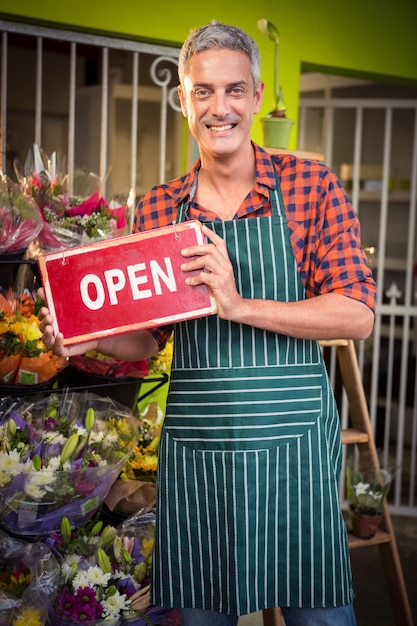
top-left (38, 288), bottom-right (98, 358)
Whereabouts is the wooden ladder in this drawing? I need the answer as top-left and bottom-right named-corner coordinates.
top-left (262, 339), bottom-right (413, 626)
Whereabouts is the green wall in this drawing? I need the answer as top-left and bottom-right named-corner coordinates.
top-left (1, 0), bottom-right (417, 149)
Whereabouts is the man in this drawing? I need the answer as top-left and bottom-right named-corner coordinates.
top-left (40, 20), bottom-right (376, 626)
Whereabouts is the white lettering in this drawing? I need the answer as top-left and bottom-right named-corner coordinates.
top-left (80, 274), bottom-right (105, 310)
top-left (104, 268), bottom-right (126, 304)
top-left (150, 257), bottom-right (177, 295)
top-left (79, 257), bottom-right (178, 311)
top-left (127, 263), bottom-right (152, 300)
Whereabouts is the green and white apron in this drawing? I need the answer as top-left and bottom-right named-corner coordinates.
top-left (151, 173), bottom-right (354, 615)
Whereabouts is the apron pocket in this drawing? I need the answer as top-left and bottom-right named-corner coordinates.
top-left (165, 362), bottom-right (325, 452)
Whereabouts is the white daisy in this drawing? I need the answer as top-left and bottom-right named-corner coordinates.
top-left (27, 468), bottom-right (54, 487)
top-left (101, 589), bottom-right (130, 618)
top-left (0, 450), bottom-right (22, 476)
top-left (24, 481), bottom-right (46, 500)
top-left (73, 565), bottom-right (111, 589)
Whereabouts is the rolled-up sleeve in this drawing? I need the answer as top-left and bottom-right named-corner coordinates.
top-left (283, 159), bottom-right (377, 314)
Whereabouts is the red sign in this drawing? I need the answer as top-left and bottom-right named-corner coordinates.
top-left (38, 221), bottom-right (217, 346)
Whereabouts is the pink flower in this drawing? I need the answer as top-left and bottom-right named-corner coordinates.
top-left (66, 192), bottom-right (107, 217)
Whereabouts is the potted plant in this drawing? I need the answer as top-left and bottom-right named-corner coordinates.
top-left (346, 457), bottom-right (397, 539)
top-left (257, 18), bottom-right (295, 149)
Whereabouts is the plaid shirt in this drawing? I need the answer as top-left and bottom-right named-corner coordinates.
top-left (133, 142), bottom-right (376, 347)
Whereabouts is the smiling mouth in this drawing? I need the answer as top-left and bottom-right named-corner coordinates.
top-left (206, 124), bottom-right (236, 132)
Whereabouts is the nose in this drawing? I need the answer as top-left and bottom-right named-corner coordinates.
top-left (210, 90), bottom-right (229, 118)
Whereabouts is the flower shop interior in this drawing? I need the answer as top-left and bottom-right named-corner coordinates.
top-left (1, 1), bottom-right (417, 625)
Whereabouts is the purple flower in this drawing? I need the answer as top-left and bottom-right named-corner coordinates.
top-left (56, 590), bottom-right (78, 615)
top-left (71, 476), bottom-right (95, 498)
top-left (57, 586), bottom-right (103, 625)
top-left (44, 416), bottom-right (57, 431)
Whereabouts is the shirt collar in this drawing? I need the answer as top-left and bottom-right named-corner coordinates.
top-left (168, 141), bottom-right (277, 205)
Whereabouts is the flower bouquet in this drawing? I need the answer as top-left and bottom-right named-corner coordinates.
top-left (65, 351), bottom-right (149, 414)
top-left (346, 454), bottom-right (398, 539)
top-left (0, 528), bottom-right (59, 626)
top-left (104, 403), bottom-right (164, 516)
top-left (0, 287), bottom-right (67, 387)
top-left (14, 145), bottom-right (128, 251)
top-left (0, 173), bottom-right (44, 255)
top-left (46, 512), bottom-right (170, 626)
top-left (0, 391), bottom-right (140, 536)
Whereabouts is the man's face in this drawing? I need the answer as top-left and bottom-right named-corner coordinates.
top-left (178, 48), bottom-right (264, 160)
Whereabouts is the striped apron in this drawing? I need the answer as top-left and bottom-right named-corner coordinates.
top-left (151, 172), bottom-right (354, 615)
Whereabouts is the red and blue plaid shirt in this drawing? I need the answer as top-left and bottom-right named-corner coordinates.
top-left (133, 142), bottom-right (376, 347)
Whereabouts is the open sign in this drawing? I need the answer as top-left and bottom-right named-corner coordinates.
top-left (38, 221), bottom-right (217, 346)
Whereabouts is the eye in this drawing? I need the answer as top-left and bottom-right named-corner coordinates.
top-left (193, 88), bottom-right (210, 99)
top-left (230, 86), bottom-right (245, 95)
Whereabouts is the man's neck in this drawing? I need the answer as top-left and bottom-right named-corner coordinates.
top-left (196, 142), bottom-right (257, 219)
top-left (200, 140), bottom-right (255, 185)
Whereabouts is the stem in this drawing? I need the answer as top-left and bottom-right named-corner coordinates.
top-left (274, 43), bottom-right (280, 111)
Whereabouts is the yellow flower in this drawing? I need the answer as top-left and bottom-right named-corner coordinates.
top-left (131, 452), bottom-right (158, 473)
top-left (141, 536), bottom-right (154, 560)
top-left (12, 606), bottom-right (45, 626)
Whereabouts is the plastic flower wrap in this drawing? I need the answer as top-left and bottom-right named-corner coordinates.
top-left (0, 391), bottom-right (140, 536)
top-left (0, 173), bottom-right (43, 255)
top-left (346, 460), bottom-right (397, 516)
top-left (0, 528), bottom-right (59, 626)
top-left (0, 287), bottom-right (67, 385)
top-left (46, 512), bottom-right (170, 626)
top-left (14, 144), bottom-right (129, 251)
top-left (105, 403), bottom-right (164, 516)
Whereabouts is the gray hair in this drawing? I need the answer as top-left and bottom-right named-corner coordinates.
top-left (178, 20), bottom-right (261, 92)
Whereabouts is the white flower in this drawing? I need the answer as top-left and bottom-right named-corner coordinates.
top-left (65, 553), bottom-right (82, 567)
top-left (27, 468), bottom-right (54, 487)
top-left (85, 535), bottom-right (100, 547)
top-left (103, 432), bottom-right (119, 446)
top-left (73, 565), bottom-right (112, 589)
top-left (43, 432), bottom-right (67, 446)
top-left (0, 470), bottom-right (10, 488)
top-left (24, 481), bottom-right (47, 500)
top-left (102, 589), bottom-right (130, 618)
top-left (47, 456), bottom-right (61, 470)
top-left (61, 560), bottom-right (79, 583)
top-left (366, 489), bottom-right (383, 502)
top-left (0, 450), bottom-right (22, 477)
top-left (353, 482), bottom-right (370, 496)
top-left (90, 430), bottom-right (105, 443)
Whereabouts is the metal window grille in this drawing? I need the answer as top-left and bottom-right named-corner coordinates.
top-left (300, 95), bottom-right (417, 516)
top-left (0, 19), bottom-right (183, 229)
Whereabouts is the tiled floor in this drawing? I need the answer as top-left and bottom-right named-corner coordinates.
top-left (238, 611), bottom-right (263, 625)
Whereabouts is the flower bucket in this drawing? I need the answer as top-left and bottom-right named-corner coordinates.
top-left (261, 116), bottom-right (295, 149)
top-left (350, 507), bottom-right (383, 539)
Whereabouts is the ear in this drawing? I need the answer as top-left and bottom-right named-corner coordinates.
top-left (253, 81), bottom-right (265, 114)
top-left (178, 85), bottom-right (188, 118)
